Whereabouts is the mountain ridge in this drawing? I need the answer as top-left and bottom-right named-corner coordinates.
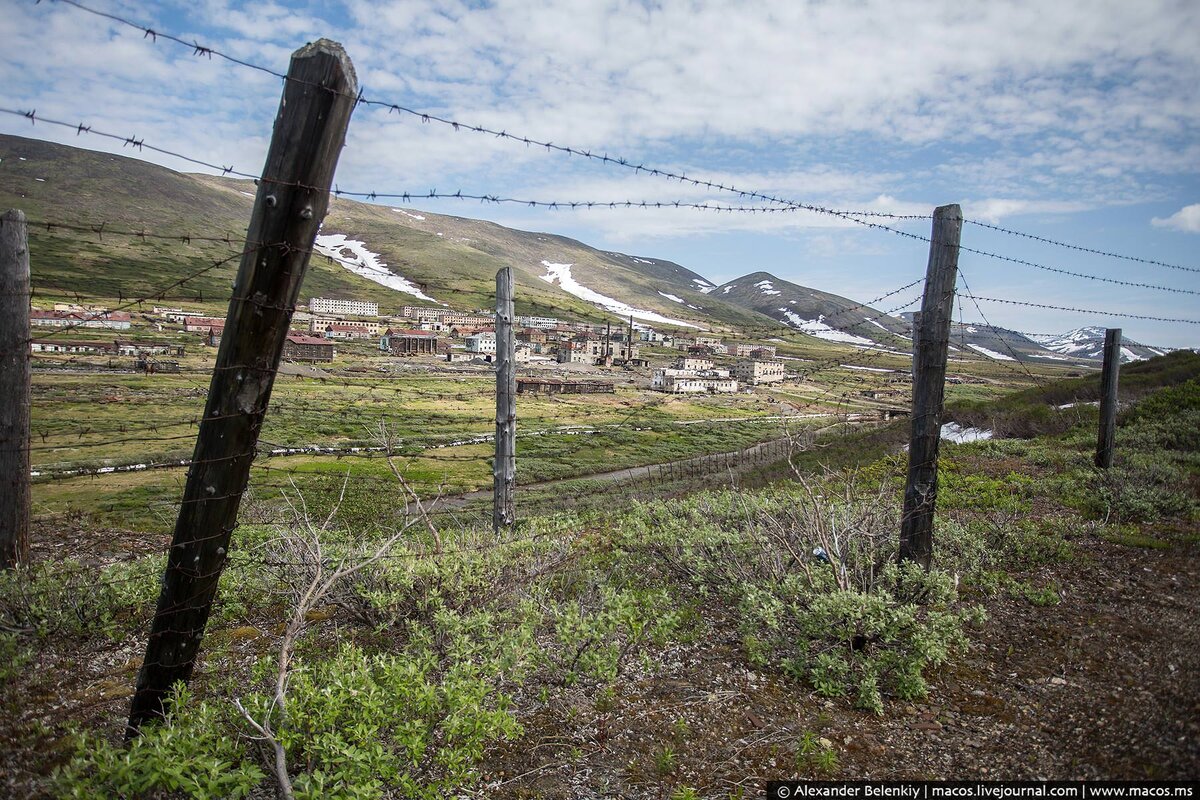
top-left (0, 132), bottom-right (1133, 361)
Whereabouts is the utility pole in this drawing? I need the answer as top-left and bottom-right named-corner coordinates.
top-left (128, 40), bottom-right (357, 734)
top-left (627, 314), bottom-right (634, 362)
top-left (0, 210), bottom-right (31, 569)
top-left (1095, 328), bottom-right (1121, 469)
top-left (899, 204), bottom-right (962, 569)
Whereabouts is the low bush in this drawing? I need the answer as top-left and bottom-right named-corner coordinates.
top-left (1079, 455), bottom-right (1197, 523)
top-left (54, 685), bottom-right (264, 799)
top-left (621, 475), bottom-right (984, 712)
top-left (243, 642), bottom-right (522, 800)
top-left (741, 562), bottom-right (981, 713)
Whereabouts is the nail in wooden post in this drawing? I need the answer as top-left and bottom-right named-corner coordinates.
top-left (494, 267), bottom-right (516, 532)
top-left (128, 40), bottom-right (357, 735)
top-left (0, 210), bottom-right (31, 569)
top-left (899, 204), bottom-right (962, 569)
top-left (1095, 328), bottom-right (1121, 469)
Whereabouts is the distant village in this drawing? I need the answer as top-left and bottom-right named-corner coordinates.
top-left (26, 295), bottom-right (804, 393)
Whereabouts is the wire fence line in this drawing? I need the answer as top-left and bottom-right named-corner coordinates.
top-left (29, 2), bottom-right (1198, 284)
top-left (3, 3), bottom-right (1186, 756)
top-left (0, 0), bottom-right (1184, 623)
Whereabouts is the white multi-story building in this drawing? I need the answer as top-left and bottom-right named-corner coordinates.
top-left (517, 315), bottom-right (560, 330)
top-left (310, 297), bottom-right (379, 317)
top-left (466, 332), bottom-right (497, 355)
top-left (32, 310), bottom-right (132, 330)
top-left (733, 359), bottom-right (786, 385)
top-left (729, 340), bottom-right (777, 357)
top-left (640, 328), bottom-right (674, 346)
top-left (309, 317), bottom-right (381, 336)
top-left (652, 367), bottom-right (738, 394)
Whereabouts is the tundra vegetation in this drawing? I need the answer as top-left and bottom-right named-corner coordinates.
top-left (1, 353), bottom-right (1196, 797)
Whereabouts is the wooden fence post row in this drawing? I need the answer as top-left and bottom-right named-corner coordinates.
top-left (493, 268), bottom-right (516, 532)
top-left (899, 204), bottom-right (962, 569)
top-left (128, 40), bottom-right (358, 735)
top-left (0, 210), bottom-right (31, 570)
top-left (1095, 328), bottom-right (1122, 469)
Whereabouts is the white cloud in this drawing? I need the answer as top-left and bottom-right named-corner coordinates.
top-left (1151, 203), bottom-right (1200, 233)
top-left (964, 198), bottom-right (1094, 223)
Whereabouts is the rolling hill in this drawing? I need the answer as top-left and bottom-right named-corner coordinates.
top-left (0, 133), bottom-right (1137, 363)
top-left (712, 271), bottom-right (913, 347)
top-left (0, 133), bottom-right (775, 330)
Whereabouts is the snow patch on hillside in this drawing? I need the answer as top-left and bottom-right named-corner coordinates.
top-left (779, 310), bottom-right (875, 346)
top-left (967, 343), bottom-right (1015, 361)
top-left (693, 278), bottom-right (715, 294)
top-left (539, 261), bottom-right (700, 328)
top-left (658, 291), bottom-right (684, 304)
top-left (314, 233), bottom-right (439, 302)
top-left (1120, 347), bottom-right (1145, 362)
top-left (393, 209), bottom-right (426, 221)
top-left (1029, 327), bottom-right (1106, 357)
top-left (754, 279), bottom-right (781, 296)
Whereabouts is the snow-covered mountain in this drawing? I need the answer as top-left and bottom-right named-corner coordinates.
top-left (1028, 327), bottom-right (1173, 363)
top-left (713, 271), bottom-right (912, 347)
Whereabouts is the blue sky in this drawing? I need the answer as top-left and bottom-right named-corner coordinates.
top-left (1, 0), bottom-right (1198, 346)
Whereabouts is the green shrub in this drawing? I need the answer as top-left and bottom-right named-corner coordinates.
top-left (0, 556), bottom-right (162, 639)
top-left (538, 585), bottom-right (682, 686)
top-left (741, 563), bottom-right (981, 713)
top-left (244, 642), bottom-right (522, 800)
top-left (1080, 455), bottom-right (1197, 523)
top-left (54, 685), bottom-right (264, 799)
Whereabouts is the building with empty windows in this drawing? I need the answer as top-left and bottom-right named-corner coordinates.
top-left (651, 366), bottom-right (738, 394)
top-left (732, 359), bottom-right (786, 385)
top-left (309, 297), bottom-right (379, 317)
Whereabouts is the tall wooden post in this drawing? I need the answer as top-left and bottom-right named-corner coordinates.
top-left (1095, 328), bottom-right (1121, 469)
top-left (910, 311), bottom-right (921, 383)
top-left (0, 210), bottom-right (31, 569)
top-left (128, 40), bottom-right (357, 734)
top-left (899, 204), bottom-right (961, 569)
top-left (493, 268), bottom-right (516, 532)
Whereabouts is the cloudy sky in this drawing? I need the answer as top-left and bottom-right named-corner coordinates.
top-left (2, 0), bottom-right (1198, 346)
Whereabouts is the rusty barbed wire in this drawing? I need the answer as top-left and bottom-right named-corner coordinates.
top-left (963, 218), bottom-right (1199, 274)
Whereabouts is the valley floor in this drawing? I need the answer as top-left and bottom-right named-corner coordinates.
top-left (2, 357), bottom-right (1197, 799)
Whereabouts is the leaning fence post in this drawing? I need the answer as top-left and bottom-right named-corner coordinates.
top-left (493, 268), bottom-right (516, 532)
top-left (0, 210), bottom-right (31, 570)
top-left (899, 204), bottom-right (961, 569)
top-left (910, 311), bottom-right (921, 383)
top-left (128, 40), bottom-right (357, 735)
top-left (1095, 328), bottom-right (1121, 469)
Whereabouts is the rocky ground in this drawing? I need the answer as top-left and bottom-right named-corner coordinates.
top-left (480, 531), bottom-right (1200, 797)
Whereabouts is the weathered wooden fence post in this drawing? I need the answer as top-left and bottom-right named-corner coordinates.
top-left (493, 267), bottom-right (516, 532)
top-left (899, 204), bottom-right (962, 569)
top-left (0, 210), bottom-right (31, 569)
top-left (128, 40), bottom-right (357, 735)
top-left (910, 311), bottom-right (921, 383)
top-left (1095, 328), bottom-right (1121, 469)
